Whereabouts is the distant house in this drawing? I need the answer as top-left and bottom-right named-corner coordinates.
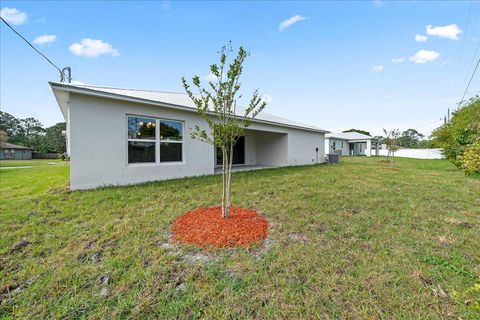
top-left (50, 82), bottom-right (329, 190)
top-left (0, 142), bottom-right (33, 160)
top-left (325, 132), bottom-right (380, 156)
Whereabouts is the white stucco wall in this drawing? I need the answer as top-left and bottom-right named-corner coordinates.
top-left (69, 94), bottom-right (214, 190)
top-left (325, 138), bottom-right (349, 156)
top-left (255, 131), bottom-right (288, 166)
top-left (67, 93), bottom-right (326, 190)
top-left (287, 129), bottom-right (324, 165)
top-left (353, 142), bottom-right (367, 155)
top-left (66, 106), bottom-right (71, 155)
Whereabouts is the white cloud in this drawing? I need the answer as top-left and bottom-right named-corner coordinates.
top-left (426, 24), bottom-right (462, 40)
top-left (69, 38), bottom-right (119, 58)
top-left (278, 15), bottom-right (307, 31)
top-left (0, 7), bottom-right (27, 25)
top-left (415, 34), bottom-right (428, 42)
top-left (262, 95), bottom-right (273, 103)
top-left (33, 34), bottom-right (56, 45)
top-left (409, 49), bottom-right (440, 64)
top-left (372, 65), bottom-right (384, 72)
top-left (392, 57), bottom-right (406, 64)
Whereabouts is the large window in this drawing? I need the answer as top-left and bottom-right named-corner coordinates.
top-left (127, 116), bottom-right (183, 164)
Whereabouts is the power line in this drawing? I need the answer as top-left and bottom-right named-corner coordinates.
top-left (460, 56), bottom-right (480, 103)
top-left (414, 119), bottom-right (443, 130)
top-left (1, 17), bottom-right (65, 80)
top-left (452, 0), bottom-right (473, 100)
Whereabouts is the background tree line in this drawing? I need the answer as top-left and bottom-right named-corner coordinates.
top-left (0, 111), bottom-right (66, 153)
top-left (343, 128), bottom-right (432, 148)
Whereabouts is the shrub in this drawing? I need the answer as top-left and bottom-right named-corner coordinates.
top-left (431, 94), bottom-right (480, 174)
top-left (458, 143), bottom-right (480, 175)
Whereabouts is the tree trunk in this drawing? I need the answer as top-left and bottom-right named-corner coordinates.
top-left (223, 142), bottom-right (234, 218)
top-left (221, 147), bottom-right (227, 218)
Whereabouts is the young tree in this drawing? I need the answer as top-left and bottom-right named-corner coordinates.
top-left (182, 44), bottom-right (266, 218)
top-left (383, 129), bottom-right (401, 168)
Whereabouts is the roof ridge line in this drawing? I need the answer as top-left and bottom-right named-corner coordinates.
top-left (67, 83), bottom-right (187, 95)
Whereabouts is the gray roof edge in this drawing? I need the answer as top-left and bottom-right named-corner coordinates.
top-left (0, 142), bottom-right (33, 149)
top-left (49, 82), bottom-right (330, 134)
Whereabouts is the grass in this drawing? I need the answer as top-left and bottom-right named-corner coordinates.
top-left (0, 159), bottom-right (64, 168)
top-left (1, 157), bottom-right (479, 319)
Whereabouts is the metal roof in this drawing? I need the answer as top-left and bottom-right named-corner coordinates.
top-left (0, 142), bottom-right (33, 150)
top-left (49, 82), bottom-right (329, 133)
top-left (326, 132), bottom-right (377, 141)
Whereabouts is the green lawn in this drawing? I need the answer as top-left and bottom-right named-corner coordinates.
top-left (1, 157), bottom-right (479, 319)
top-left (0, 159), bottom-right (64, 168)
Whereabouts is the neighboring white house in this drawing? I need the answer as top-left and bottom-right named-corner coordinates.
top-left (325, 132), bottom-right (380, 156)
top-left (50, 82), bottom-right (329, 190)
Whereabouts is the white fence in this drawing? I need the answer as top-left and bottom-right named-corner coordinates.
top-left (375, 148), bottom-right (444, 159)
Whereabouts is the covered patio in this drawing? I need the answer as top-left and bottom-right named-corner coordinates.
top-left (348, 139), bottom-right (380, 156)
top-left (214, 128), bottom-right (288, 169)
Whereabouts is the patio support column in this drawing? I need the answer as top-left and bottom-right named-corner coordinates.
top-left (366, 140), bottom-right (372, 157)
top-left (375, 141), bottom-right (379, 156)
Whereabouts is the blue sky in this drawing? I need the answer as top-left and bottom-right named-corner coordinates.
top-left (1, 1), bottom-right (479, 136)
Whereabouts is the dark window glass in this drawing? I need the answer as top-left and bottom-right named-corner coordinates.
top-left (128, 117), bottom-right (156, 140)
top-left (160, 120), bottom-right (182, 141)
top-left (160, 143), bottom-right (182, 162)
top-left (216, 136), bottom-right (245, 165)
top-left (128, 141), bottom-right (155, 163)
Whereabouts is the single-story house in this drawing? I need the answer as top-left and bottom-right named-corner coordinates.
top-left (0, 142), bottom-right (33, 160)
top-left (325, 132), bottom-right (380, 156)
top-left (50, 82), bottom-right (329, 190)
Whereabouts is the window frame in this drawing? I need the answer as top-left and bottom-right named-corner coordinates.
top-left (126, 114), bottom-right (185, 166)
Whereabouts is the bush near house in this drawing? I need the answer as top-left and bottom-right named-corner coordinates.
top-left (431, 95), bottom-right (480, 175)
top-left (458, 143), bottom-right (480, 175)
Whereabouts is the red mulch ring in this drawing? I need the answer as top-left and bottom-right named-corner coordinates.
top-left (172, 207), bottom-right (269, 248)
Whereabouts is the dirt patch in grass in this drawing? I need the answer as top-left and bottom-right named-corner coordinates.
top-left (10, 238), bottom-right (30, 253)
top-left (383, 167), bottom-right (400, 171)
top-left (445, 217), bottom-right (474, 228)
top-left (173, 207), bottom-right (269, 247)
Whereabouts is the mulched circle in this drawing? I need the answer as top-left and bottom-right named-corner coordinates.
top-left (172, 207), bottom-right (269, 248)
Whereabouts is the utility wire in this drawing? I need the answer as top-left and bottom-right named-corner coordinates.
top-left (460, 56), bottom-right (480, 103)
top-left (414, 119), bottom-right (443, 130)
top-left (452, 0), bottom-right (473, 100)
top-left (1, 17), bottom-right (63, 78)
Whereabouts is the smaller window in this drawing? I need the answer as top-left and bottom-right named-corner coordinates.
top-left (332, 141), bottom-right (336, 150)
top-left (159, 120), bottom-right (183, 162)
top-left (160, 142), bottom-right (182, 162)
top-left (160, 120), bottom-right (182, 141)
top-left (127, 116), bottom-right (156, 164)
top-left (128, 141), bottom-right (155, 163)
top-left (128, 116), bottom-right (156, 140)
